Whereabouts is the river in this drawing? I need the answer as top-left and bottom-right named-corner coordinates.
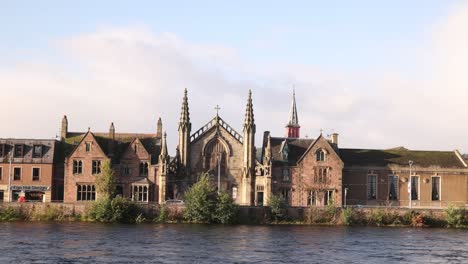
top-left (0, 222), bottom-right (466, 263)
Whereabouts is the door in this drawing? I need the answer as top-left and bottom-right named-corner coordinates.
top-left (257, 192), bottom-right (264, 206)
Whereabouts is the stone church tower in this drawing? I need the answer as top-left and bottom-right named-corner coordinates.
top-left (241, 90), bottom-right (256, 205)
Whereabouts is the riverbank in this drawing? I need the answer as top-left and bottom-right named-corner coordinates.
top-left (0, 202), bottom-right (466, 228)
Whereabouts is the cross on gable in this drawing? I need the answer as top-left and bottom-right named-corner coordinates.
top-left (215, 105), bottom-right (221, 116)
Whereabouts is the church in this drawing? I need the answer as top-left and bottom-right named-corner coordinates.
top-left (54, 88), bottom-right (468, 208)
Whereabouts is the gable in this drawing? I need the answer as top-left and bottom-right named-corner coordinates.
top-left (68, 131), bottom-right (108, 159)
top-left (297, 135), bottom-right (343, 167)
top-left (121, 138), bottom-right (151, 161)
top-left (190, 116), bottom-right (243, 145)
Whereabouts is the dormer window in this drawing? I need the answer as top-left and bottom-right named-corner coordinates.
top-left (33, 145), bottom-right (42, 158)
top-left (0, 144), bottom-right (4, 157)
top-left (14, 144), bottom-right (24, 158)
top-left (316, 149), bottom-right (326, 162)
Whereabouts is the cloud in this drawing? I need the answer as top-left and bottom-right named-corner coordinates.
top-left (1, 5), bottom-right (468, 154)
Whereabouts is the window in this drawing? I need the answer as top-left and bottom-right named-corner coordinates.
top-left (32, 145), bottom-right (42, 158)
top-left (14, 145), bottom-right (24, 158)
top-left (324, 190), bottom-right (334, 205)
top-left (0, 144), bottom-right (4, 157)
top-left (139, 162), bottom-right (149, 176)
top-left (122, 165), bottom-right (131, 176)
top-left (282, 168), bottom-right (290, 181)
top-left (411, 176), bottom-right (419, 200)
top-left (73, 160), bottom-right (83, 174)
top-left (132, 185), bottom-right (148, 202)
top-left (316, 149), bottom-right (325, 161)
top-left (432, 176), bottom-right (441, 201)
top-left (76, 184), bottom-right (96, 201)
top-left (281, 189), bottom-right (290, 205)
top-left (232, 186), bottom-right (238, 200)
top-left (134, 144), bottom-right (138, 153)
top-left (92, 160), bottom-right (101, 174)
top-left (307, 191), bottom-right (318, 206)
top-left (367, 175), bottom-right (377, 200)
top-left (115, 185), bottom-right (124, 197)
top-left (315, 167), bottom-right (329, 183)
top-left (32, 168), bottom-right (40, 181)
top-left (0, 167), bottom-right (2, 180)
top-left (85, 142), bottom-right (91, 152)
top-left (388, 175), bottom-right (399, 200)
top-left (13, 167), bottom-right (21, 181)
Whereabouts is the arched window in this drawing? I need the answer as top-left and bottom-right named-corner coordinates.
top-left (316, 149), bottom-right (326, 162)
top-left (204, 139), bottom-right (227, 176)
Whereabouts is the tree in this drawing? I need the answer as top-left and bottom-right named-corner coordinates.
top-left (95, 160), bottom-right (116, 200)
top-left (183, 173), bottom-right (217, 223)
top-left (269, 194), bottom-right (287, 221)
top-left (213, 192), bottom-right (238, 224)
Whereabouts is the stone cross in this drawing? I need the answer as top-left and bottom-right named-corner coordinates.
top-left (215, 105), bottom-right (221, 116)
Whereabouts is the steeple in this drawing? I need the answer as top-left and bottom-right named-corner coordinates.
top-left (242, 89), bottom-right (256, 205)
top-left (60, 115), bottom-right (68, 140)
top-left (285, 88), bottom-right (300, 138)
top-left (158, 132), bottom-right (169, 204)
top-left (178, 88), bottom-right (191, 172)
top-left (108, 122), bottom-right (115, 156)
top-left (157, 117), bottom-right (163, 138)
top-left (159, 132), bottom-right (168, 162)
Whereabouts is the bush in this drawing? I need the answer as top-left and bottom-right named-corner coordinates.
top-left (87, 197), bottom-right (141, 223)
top-left (369, 209), bottom-right (385, 226)
top-left (155, 205), bottom-right (169, 223)
top-left (30, 205), bottom-right (67, 221)
top-left (269, 194), bottom-right (287, 221)
top-left (184, 173), bottom-right (217, 223)
top-left (341, 207), bottom-right (357, 226)
top-left (445, 205), bottom-right (466, 227)
top-left (0, 206), bottom-right (24, 221)
top-left (213, 192), bottom-right (238, 224)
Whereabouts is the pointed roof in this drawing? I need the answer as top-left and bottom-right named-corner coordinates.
top-left (287, 88), bottom-right (299, 127)
top-left (179, 88), bottom-right (190, 126)
top-left (243, 89), bottom-right (254, 128)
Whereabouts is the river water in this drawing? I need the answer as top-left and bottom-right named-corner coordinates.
top-left (0, 222), bottom-right (467, 263)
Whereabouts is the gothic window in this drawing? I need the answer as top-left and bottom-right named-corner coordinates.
top-left (139, 162), bottom-right (149, 176)
top-left (388, 175), bottom-right (399, 200)
top-left (92, 160), bottom-right (102, 175)
top-left (367, 174), bottom-right (377, 200)
top-left (73, 160), bottom-right (83, 174)
top-left (204, 139), bottom-right (227, 176)
top-left (432, 176), bottom-right (441, 201)
top-left (411, 176), bottom-right (419, 200)
top-left (77, 184), bottom-right (96, 201)
top-left (316, 149), bottom-right (326, 162)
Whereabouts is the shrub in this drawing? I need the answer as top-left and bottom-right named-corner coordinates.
top-left (341, 207), bottom-right (357, 226)
top-left (369, 209), bottom-right (385, 226)
top-left (445, 205), bottom-right (466, 227)
top-left (30, 205), bottom-right (67, 221)
top-left (213, 192), bottom-right (238, 224)
top-left (0, 206), bottom-right (24, 221)
top-left (155, 205), bottom-right (169, 223)
top-left (411, 213), bottom-right (427, 227)
top-left (87, 197), bottom-right (141, 223)
top-left (184, 173), bottom-right (217, 223)
top-left (269, 194), bottom-right (287, 221)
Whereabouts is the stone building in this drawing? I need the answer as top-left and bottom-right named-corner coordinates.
top-left (167, 89), bottom-right (257, 205)
top-left (61, 116), bottom-right (169, 203)
top-left (0, 139), bottom-right (57, 202)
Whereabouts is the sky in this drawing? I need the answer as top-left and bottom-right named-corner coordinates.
top-left (1, 1), bottom-right (468, 154)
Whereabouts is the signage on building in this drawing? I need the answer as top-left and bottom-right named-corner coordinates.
top-left (10, 186), bottom-right (49, 191)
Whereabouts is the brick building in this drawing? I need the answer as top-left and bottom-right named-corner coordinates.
top-left (0, 139), bottom-right (57, 202)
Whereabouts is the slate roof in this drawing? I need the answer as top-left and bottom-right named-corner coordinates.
top-left (60, 131), bottom-right (161, 164)
top-left (269, 137), bottom-right (314, 165)
top-left (340, 147), bottom-right (465, 168)
top-left (0, 139), bottom-right (56, 164)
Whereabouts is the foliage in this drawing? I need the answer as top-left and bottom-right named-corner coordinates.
top-left (445, 205), bottom-right (466, 227)
top-left (341, 207), bottom-right (358, 226)
top-left (30, 205), bottom-right (67, 221)
top-left (0, 206), bottom-right (24, 221)
top-left (213, 192), bottom-right (238, 224)
top-left (155, 205), bottom-right (169, 223)
top-left (95, 160), bottom-right (116, 200)
top-left (269, 194), bottom-right (287, 221)
top-left (87, 196), bottom-right (141, 223)
top-left (183, 173), bottom-right (217, 223)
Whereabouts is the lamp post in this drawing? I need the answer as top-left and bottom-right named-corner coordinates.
top-left (408, 160), bottom-right (413, 208)
top-left (7, 151), bottom-right (12, 202)
top-left (217, 152), bottom-right (221, 195)
top-left (344, 188), bottom-right (348, 208)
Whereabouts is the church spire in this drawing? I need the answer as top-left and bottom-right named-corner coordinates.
top-left (242, 89), bottom-right (256, 206)
top-left (285, 88), bottom-right (300, 138)
top-left (159, 132), bottom-right (168, 162)
top-left (243, 89), bottom-right (255, 129)
top-left (178, 88), bottom-right (191, 172)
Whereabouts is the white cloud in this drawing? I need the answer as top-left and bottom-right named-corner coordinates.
top-left (1, 5), bottom-right (468, 154)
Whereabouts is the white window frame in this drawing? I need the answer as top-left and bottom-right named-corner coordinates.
top-left (388, 175), bottom-right (399, 200)
top-left (410, 175), bottom-right (420, 201)
top-left (431, 175), bottom-right (442, 201)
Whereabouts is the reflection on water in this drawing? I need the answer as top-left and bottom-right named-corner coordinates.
top-left (0, 222), bottom-right (466, 263)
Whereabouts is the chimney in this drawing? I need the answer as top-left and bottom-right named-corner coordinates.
top-left (330, 133), bottom-right (339, 146)
top-left (157, 117), bottom-right (163, 138)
